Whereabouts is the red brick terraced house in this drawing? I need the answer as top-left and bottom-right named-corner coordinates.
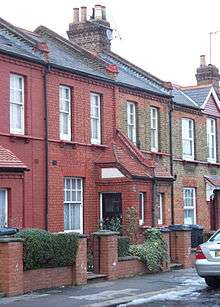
top-left (172, 55), bottom-right (220, 230)
top-left (0, 6), bottom-right (174, 235)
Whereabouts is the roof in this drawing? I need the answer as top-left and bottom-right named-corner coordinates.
top-left (172, 84), bottom-right (213, 109)
top-left (96, 131), bottom-right (154, 179)
top-left (100, 51), bottom-right (171, 96)
top-left (205, 176), bottom-right (220, 187)
top-left (0, 146), bottom-right (27, 170)
top-left (0, 17), bottom-right (172, 98)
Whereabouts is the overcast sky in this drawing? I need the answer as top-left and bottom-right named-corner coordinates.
top-left (2, 0), bottom-right (220, 85)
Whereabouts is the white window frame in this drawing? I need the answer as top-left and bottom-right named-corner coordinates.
top-left (0, 189), bottom-right (8, 227)
top-left (158, 193), bottom-right (163, 225)
top-left (150, 107), bottom-right (159, 151)
top-left (183, 188), bottom-right (196, 225)
top-left (90, 93), bottom-right (101, 144)
top-left (59, 86), bottom-right (71, 141)
top-left (182, 118), bottom-right (195, 160)
top-left (207, 118), bottom-right (216, 163)
top-left (127, 101), bottom-right (136, 144)
top-left (10, 74), bottom-right (24, 134)
top-left (64, 177), bottom-right (83, 233)
top-left (139, 192), bottom-right (144, 225)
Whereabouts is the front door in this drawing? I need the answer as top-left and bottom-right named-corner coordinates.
top-left (101, 193), bottom-right (122, 221)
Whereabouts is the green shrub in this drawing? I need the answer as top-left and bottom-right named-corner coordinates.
top-left (118, 236), bottom-right (130, 257)
top-left (15, 228), bottom-right (79, 270)
top-left (103, 217), bottom-right (122, 233)
top-left (129, 228), bottom-right (168, 272)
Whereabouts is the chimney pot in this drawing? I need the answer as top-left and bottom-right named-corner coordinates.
top-left (73, 8), bottom-right (79, 23)
top-left (81, 6), bottom-right (87, 22)
top-left (200, 55), bottom-right (206, 67)
top-left (102, 6), bottom-right (107, 20)
top-left (94, 4), bottom-right (102, 20)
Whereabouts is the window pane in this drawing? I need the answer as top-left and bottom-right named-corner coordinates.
top-left (139, 194), bottom-right (143, 221)
top-left (184, 209), bottom-right (194, 224)
top-left (65, 179), bottom-right (71, 189)
top-left (64, 203), bottom-right (69, 230)
top-left (92, 119), bottom-right (98, 139)
top-left (12, 104), bottom-right (22, 130)
top-left (70, 204), bottom-right (80, 230)
top-left (72, 190), bottom-right (76, 201)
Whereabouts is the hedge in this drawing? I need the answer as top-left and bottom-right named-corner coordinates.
top-left (15, 228), bottom-right (79, 271)
top-left (118, 236), bottom-right (130, 257)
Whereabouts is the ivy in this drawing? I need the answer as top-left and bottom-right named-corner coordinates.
top-left (129, 228), bottom-right (168, 272)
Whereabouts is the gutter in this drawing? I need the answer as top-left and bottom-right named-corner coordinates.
top-left (43, 64), bottom-right (50, 231)
top-left (169, 101), bottom-right (175, 224)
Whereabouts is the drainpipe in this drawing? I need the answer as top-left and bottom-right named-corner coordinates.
top-left (43, 64), bottom-right (50, 231)
top-left (169, 101), bottom-right (175, 224)
top-left (152, 178), bottom-right (156, 227)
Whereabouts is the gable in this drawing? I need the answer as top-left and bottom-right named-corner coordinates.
top-left (203, 93), bottom-right (220, 117)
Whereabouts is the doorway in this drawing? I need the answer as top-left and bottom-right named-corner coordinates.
top-left (100, 193), bottom-right (122, 221)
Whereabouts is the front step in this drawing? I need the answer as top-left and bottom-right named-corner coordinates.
top-left (87, 272), bottom-right (107, 283)
top-left (170, 263), bottom-right (184, 270)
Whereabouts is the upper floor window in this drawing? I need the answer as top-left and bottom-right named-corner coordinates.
top-left (91, 93), bottom-right (101, 144)
top-left (10, 74), bottom-right (24, 134)
top-left (59, 86), bottom-right (71, 141)
top-left (127, 101), bottom-right (136, 144)
top-left (183, 188), bottom-right (196, 224)
top-left (150, 107), bottom-right (159, 151)
top-left (182, 118), bottom-right (194, 160)
top-left (207, 118), bottom-right (216, 163)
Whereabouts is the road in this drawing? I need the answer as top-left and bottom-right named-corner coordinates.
top-left (0, 268), bottom-right (219, 307)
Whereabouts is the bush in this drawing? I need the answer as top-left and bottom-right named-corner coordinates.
top-left (15, 228), bottom-right (79, 270)
top-left (118, 236), bottom-right (130, 257)
top-left (103, 217), bottom-right (122, 233)
top-left (129, 228), bottom-right (168, 272)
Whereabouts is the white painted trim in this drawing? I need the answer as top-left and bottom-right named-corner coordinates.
top-left (0, 189), bottom-right (7, 227)
top-left (101, 168), bottom-right (125, 179)
top-left (59, 86), bottom-right (71, 141)
top-left (201, 87), bottom-right (220, 111)
top-left (127, 101), bottom-right (137, 145)
top-left (91, 93), bottom-right (101, 145)
top-left (180, 89), bottom-right (198, 107)
top-left (183, 187), bottom-right (196, 224)
top-left (99, 193), bottom-right (103, 224)
top-left (158, 193), bottom-right (163, 225)
top-left (139, 192), bottom-right (144, 225)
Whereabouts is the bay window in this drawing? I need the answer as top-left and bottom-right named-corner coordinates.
top-left (139, 192), bottom-right (144, 225)
top-left (0, 189), bottom-right (7, 227)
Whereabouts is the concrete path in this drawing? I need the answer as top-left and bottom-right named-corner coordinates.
top-left (0, 268), bottom-right (205, 307)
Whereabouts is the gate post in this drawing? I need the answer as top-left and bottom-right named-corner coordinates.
top-left (74, 235), bottom-right (87, 285)
top-left (0, 237), bottom-right (24, 296)
top-left (93, 230), bottom-right (118, 280)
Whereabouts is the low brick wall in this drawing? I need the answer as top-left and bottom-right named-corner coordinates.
top-left (116, 256), bottom-right (148, 278)
top-left (0, 236), bottom-right (87, 296)
top-left (23, 266), bottom-right (74, 293)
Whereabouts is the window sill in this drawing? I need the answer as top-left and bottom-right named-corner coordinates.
top-left (90, 143), bottom-right (108, 149)
top-left (10, 134), bottom-right (31, 143)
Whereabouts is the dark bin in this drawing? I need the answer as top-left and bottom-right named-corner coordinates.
top-left (168, 224), bottom-right (191, 231)
top-left (0, 227), bottom-right (18, 236)
top-left (189, 224), bottom-right (203, 248)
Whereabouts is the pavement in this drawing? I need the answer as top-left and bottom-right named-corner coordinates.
top-left (0, 268), bottom-right (205, 307)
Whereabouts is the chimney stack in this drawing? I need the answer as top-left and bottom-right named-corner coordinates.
top-left (81, 6), bottom-right (87, 22)
top-left (196, 55), bottom-right (220, 92)
top-left (200, 55), bottom-right (206, 67)
top-left (102, 6), bottom-right (107, 20)
top-left (67, 5), bottom-right (112, 53)
top-left (94, 4), bottom-right (102, 20)
top-left (73, 8), bottom-right (79, 23)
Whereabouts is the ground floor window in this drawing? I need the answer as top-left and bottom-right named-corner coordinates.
top-left (183, 187), bottom-right (196, 224)
top-left (158, 193), bottom-right (164, 225)
top-left (64, 177), bottom-right (83, 233)
top-left (139, 192), bottom-right (145, 225)
top-left (0, 189), bottom-right (7, 227)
